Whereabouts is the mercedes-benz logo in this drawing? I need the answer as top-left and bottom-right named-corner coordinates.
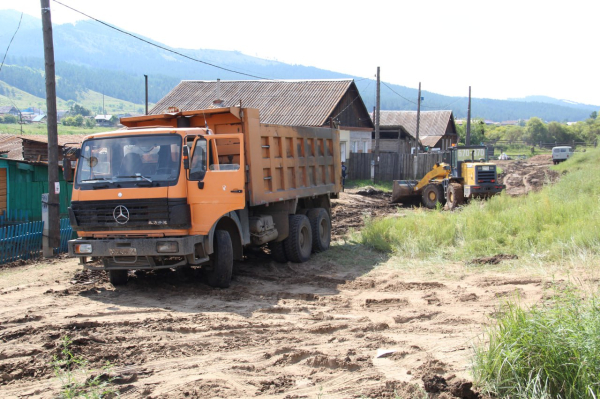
top-left (113, 205), bottom-right (130, 224)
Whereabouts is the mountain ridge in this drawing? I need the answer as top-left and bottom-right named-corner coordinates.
top-left (0, 9), bottom-right (597, 122)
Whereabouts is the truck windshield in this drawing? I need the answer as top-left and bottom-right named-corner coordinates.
top-left (75, 134), bottom-right (182, 188)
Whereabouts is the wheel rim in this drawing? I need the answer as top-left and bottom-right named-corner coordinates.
top-left (319, 219), bottom-right (326, 240)
top-left (428, 190), bottom-right (436, 201)
top-left (300, 226), bottom-right (309, 250)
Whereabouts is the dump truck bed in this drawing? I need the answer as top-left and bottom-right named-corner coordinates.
top-left (121, 107), bottom-right (342, 207)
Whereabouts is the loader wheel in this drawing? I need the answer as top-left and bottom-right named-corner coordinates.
top-left (205, 230), bottom-right (233, 288)
top-left (446, 183), bottom-right (464, 210)
top-left (108, 270), bottom-right (128, 286)
top-left (422, 184), bottom-right (444, 209)
top-left (307, 208), bottom-right (331, 253)
top-left (284, 214), bottom-right (313, 263)
top-left (269, 240), bottom-right (288, 263)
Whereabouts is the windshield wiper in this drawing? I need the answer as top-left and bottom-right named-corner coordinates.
top-left (81, 177), bottom-right (114, 183)
top-left (115, 174), bottom-right (153, 183)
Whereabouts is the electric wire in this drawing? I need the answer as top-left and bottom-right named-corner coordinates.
top-left (381, 81), bottom-right (463, 111)
top-left (50, 0), bottom-right (274, 81)
top-left (0, 12), bottom-right (23, 75)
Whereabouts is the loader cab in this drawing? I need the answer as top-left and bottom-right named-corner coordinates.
top-left (444, 146), bottom-right (488, 179)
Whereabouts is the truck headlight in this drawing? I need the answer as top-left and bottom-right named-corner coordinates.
top-left (157, 241), bottom-right (178, 253)
top-left (74, 244), bottom-right (92, 254)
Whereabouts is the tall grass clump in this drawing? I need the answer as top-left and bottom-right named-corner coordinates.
top-left (472, 289), bottom-right (600, 398)
top-left (361, 147), bottom-right (600, 262)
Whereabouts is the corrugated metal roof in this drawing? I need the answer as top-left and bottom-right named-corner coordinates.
top-left (420, 136), bottom-right (443, 147)
top-left (150, 79), bottom-right (354, 127)
top-left (0, 134), bottom-right (23, 159)
top-left (376, 110), bottom-right (455, 139)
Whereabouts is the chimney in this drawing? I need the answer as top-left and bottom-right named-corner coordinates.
top-left (213, 79), bottom-right (224, 107)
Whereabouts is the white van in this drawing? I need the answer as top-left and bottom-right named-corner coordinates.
top-left (552, 146), bottom-right (573, 164)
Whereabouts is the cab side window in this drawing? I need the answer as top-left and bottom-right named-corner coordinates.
top-left (190, 138), bottom-right (208, 181)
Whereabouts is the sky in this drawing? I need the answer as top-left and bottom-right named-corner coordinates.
top-left (2, 0), bottom-right (600, 106)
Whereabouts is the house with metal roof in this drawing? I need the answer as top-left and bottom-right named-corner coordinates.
top-left (151, 79), bottom-right (374, 161)
top-left (373, 110), bottom-right (458, 153)
top-left (0, 106), bottom-right (19, 116)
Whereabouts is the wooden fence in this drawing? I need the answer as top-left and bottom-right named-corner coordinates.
top-left (347, 152), bottom-right (446, 182)
top-left (0, 218), bottom-right (73, 264)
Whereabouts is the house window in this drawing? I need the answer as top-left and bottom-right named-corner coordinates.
top-left (363, 141), bottom-right (368, 153)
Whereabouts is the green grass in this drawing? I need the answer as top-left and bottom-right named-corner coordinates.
top-left (472, 287), bottom-right (600, 398)
top-left (0, 122), bottom-right (114, 136)
top-left (345, 179), bottom-right (393, 192)
top-left (360, 147), bottom-right (600, 263)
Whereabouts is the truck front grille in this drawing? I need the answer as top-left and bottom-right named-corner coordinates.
top-left (477, 170), bottom-right (496, 183)
top-left (69, 198), bottom-right (190, 231)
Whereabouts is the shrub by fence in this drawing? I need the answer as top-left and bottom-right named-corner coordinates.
top-left (0, 218), bottom-right (73, 264)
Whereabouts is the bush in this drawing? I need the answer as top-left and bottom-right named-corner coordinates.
top-left (2, 114), bottom-right (17, 124)
top-left (472, 289), bottom-right (600, 398)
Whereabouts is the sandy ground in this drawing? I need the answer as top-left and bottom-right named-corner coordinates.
top-left (0, 156), bottom-right (581, 399)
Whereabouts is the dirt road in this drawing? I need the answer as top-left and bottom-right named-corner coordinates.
top-left (495, 154), bottom-right (559, 196)
top-left (0, 158), bottom-right (569, 398)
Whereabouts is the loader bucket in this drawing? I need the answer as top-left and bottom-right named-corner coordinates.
top-left (391, 180), bottom-right (419, 203)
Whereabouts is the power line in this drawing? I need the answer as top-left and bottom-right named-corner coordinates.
top-left (381, 81), bottom-right (463, 110)
top-left (0, 12), bottom-right (23, 74)
top-left (50, 0), bottom-right (274, 80)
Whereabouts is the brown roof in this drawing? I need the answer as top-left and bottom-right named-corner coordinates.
top-left (376, 110), bottom-right (455, 139)
top-left (0, 134), bottom-right (23, 159)
top-left (151, 79), bottom-right (357, 126)
top-left (420, 136), bottom-right (443, 147)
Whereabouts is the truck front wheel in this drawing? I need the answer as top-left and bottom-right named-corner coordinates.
top-left (206, 230), bottom-right (233, 288)
top-left (108, 270), bottom-right (128, 286)
top-left (422, 184), bottom-right (444, 209)
top-left (446, 183), bottom-right (464, 210)
top-left (284, 214), bottom-right (313, 263)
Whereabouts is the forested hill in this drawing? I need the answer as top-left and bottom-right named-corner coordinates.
top-left (0, 9), bottom-right (597, 122)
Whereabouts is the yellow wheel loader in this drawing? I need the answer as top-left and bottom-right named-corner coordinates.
top-left (391, 146), bottom-right (505, 209)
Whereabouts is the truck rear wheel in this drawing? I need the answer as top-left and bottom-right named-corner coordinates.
top-left (422, 184), bottom-right (444, 209)
top-left (446, 183), bottom-right (464, 210)
top-left (206, 230), bottom-right (233, 288)
top-left (108, 270), bottom-right (128, 286)
top-left (284, 214), bottom-right (313, 263)
top-left (269, 240), bottom-right (288, 263)
top-left (307, 208), bottom-right (331, 253)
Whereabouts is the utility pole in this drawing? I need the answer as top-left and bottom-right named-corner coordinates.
top-left (466, 86), bottom-right (472, 146)
top-left (374, 67), bottom-right (381, 183)
top-left (413, 82), bottom-right (422, 179)
top-left (144, 75), bottom-right (148, 115)
top-left (40, 0), bottom-right (60, 256)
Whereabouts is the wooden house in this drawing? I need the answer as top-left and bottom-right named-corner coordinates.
top-left (373, 110), bottom-right (458, 153)
top-left (151, 79), bottom-right (374, 162)
top-left (0, 135), bottom-right (83, 221)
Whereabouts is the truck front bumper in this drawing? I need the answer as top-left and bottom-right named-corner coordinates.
top-left (68, 236), bottom-right (208, 270)
top-left (464, 184), bottom-right (505, 198)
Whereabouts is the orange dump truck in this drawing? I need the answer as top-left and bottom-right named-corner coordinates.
top-left (67, 107), bottom-right (341, 287)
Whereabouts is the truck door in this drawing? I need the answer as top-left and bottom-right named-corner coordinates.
top-left (187, 134), bottom-right (245, 234)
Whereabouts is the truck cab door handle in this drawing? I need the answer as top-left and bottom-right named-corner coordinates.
top-left (231, 189), bottom-right (243, 193)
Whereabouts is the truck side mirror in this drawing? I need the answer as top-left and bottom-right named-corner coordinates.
top-left (183, 146), bottom-right (190, 169)
top-left (62, 157), bottom-right (73, 182)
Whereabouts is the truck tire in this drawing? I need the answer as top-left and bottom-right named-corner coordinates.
top-left (109, 270), bottom-right (128, 286)
top-left (206, 230), bottom-right (233, 288)
top-left (446, 182), bottom-right (464, 210)
top-left (307, 208), bottom-right (331, 253)
top-left (269, 240), bottom-right (288, 263)
top-left (284, 214), bottom-right (313, 263)
top-left (422, 184), bottom-right (444, 209)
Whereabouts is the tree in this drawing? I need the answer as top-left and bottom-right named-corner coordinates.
top-left (525, 117), bottom-right (549, 144)
top-left (590, 111), bottom-right (597, 120)
top-left (2, 115), bottom-right (18, 124)
top-left (70, 104), bottom-right (91, 117)
top-left (84, 118), bottom-right (96, 128)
